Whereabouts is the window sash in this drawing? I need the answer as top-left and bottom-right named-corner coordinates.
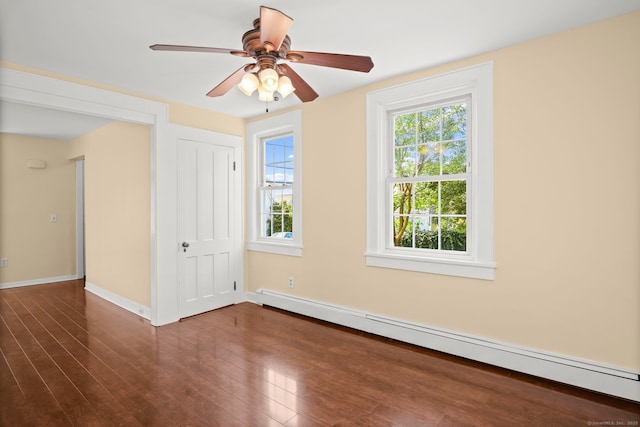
top-left (261, 134), bottom-right (294, 187)
top-left (259, 185), bottom-right (294, 238)
top-left (259, 134), bottom-right (295, 240)
top-left (387, 97), bottom-right (471, 255)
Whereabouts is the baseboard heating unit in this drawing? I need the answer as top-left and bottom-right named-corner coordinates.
top-left (249, 289), bottom-right (639, 402)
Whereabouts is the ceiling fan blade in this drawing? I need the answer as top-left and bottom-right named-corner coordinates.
top-left (206, 65), bottom-right (249, 97)
top-left (278, 64), bottom-right (318, 103)
top-left (259, 6), bottom-right (293, 51)
top-left (150, 44), bottom-right (248, 56)
top-left (286, 51), bottom-right (374, 73)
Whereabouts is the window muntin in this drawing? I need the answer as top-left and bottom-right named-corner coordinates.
top-left (261, 135), bottom-right (294, 239)
top-left (390, 99), bottom-right (469, 253)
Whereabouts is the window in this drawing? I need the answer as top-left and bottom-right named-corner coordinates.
top-left (392, 99), bottom-right (469, 252)
top-left (366, 63), bottom-right (495, 279)
top-left (247, 110), bottom-right (302, 256)
top-left (261, 135), bottom-right (294, 239)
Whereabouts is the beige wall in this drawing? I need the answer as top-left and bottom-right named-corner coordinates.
top-left (246, 12), bottom-right (640, 370)
top-left (169, 102), bottom-right (245, 137)
top-left (69, 121), bottom-right (151, 306)
top-left (0, 134), bottom-right (77, 284)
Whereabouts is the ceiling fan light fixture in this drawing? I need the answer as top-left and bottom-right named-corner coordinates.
top-left (259, 68), bottom-right (279, 92)
top-left (237, 72), bottom-right (259, 96)
top-left (277, 75), bottom-right (295, 98)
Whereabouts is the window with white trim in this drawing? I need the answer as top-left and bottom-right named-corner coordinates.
top-left (247, 110), bottom-right (302, 256)
top-left (366, 63), bottom-right (495, 279)
top-left (260, 134), bottom-right (294, 239)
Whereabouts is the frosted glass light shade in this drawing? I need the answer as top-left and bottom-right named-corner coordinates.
top-left (258, 85), bottom-right (274, 102)
top-left (277, 76), bottom-right (295, 98)
top-left (237, 73), bottom-right (259, 96)
top-left (259, 68), bottom-right (279, 92)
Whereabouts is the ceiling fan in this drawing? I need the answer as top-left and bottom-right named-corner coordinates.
top-left (150, 5), bottom-right (374, 103)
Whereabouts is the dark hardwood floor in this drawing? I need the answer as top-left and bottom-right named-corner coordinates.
top-left (1, 280), bottom-right (638, 426)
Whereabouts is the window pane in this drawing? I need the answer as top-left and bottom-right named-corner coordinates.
top-left (415, 216), bottom-right (438, 249)
top-left (265, 140), bottom-right (275, 167)
top-left (282, 213), bottom-right (293, 233)
top-left (272, 189), bottom-right (284, 212)
top-left (265, 165), bottom-right (276, 185)
top-left (265, 136), bottom-right (294, 186)
top-left (414, 181), bottom-right (438, 214)
top-left (394, 113), bottom-right (416, 147)
top-left (285, 137), bottom-right (294, 159)
top-left (442, 140), bottom-right (466, 174)
top-left (441, 217), bottom-right (466, 252)
top-left (417, 142), bottom-right (440, 176)
top-left (275, 165), bottom-right (286, 186)
top-left (418, 108), bottom-right (441, 143)
top-left (395, 146), bottom-right (416, 177)
top-left (270, 214), bottom-right (282, 235)
top-left (393, 216), bottom-right (413, 248)
top-left (262, 214), bottom-right (272, 236)
top-left (442, 104), bottom-right (467, 140)
top-left (275, 138), bottom-right (286, 162)
top-left (284, 136), bottom-right (294, 189)
top-left (262, 189), bottom-right (273, 212)
top-left (284, 161), bottom-right (294, 184)
top-left (441, 180), bottom-right (466, 215)
top-left (393, 183), bottom-right (413, 215)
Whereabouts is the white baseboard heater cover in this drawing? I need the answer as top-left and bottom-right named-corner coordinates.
top-left (251, 289), bottom-right (640, 402)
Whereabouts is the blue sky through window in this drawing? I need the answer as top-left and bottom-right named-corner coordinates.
top-left (264, 135), bottom-right (294, 186)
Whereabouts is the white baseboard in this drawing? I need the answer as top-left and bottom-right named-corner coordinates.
top-left (245, 291), bottom-right (260, 304)
top-left (85, 281), bottom-right (151, 320)
top-left (0, 275), bottom-right (78, 289)
top-left (250, 289), bottom-right (640, 402)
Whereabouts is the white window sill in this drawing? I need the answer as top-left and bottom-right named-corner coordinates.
top-left (365, 251), bottom-right (495, 280)
top-left (248, 241), bottom-right (303, 257)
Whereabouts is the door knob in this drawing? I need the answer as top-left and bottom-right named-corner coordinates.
top-left (181, 241), bottom-right (189, 252)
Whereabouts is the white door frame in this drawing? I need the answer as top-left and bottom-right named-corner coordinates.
top-left (0, 67), bottom-right (183, 326)
top-left (75, 159), bottom-right (85, 279)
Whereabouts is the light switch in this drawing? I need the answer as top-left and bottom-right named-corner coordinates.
top-left (51, 214), bottom-right (57, 222)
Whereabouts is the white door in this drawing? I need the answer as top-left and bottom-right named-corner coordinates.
top-left (177, 136), bottom-right (239, 318)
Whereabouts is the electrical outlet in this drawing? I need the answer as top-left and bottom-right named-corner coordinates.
top-left (0, 258), bottom-right (7, 267)
top-left (288, 276), bottom-right (294, 288)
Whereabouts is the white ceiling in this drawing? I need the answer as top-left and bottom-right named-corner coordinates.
top-left (1, 0), bottom-right (639, 128)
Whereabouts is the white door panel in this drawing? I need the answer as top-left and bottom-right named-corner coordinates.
top-left (177, 135), bottom-right (239, 319)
